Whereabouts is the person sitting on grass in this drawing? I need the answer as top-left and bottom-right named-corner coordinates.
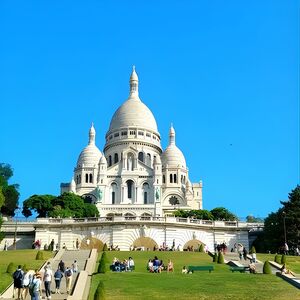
top-left (280, 263), bottom-right (294, 275)
top-left (153, 256), bottom-right (161, 273)
top-left (147, 259), bottom-right (154, 272)
top-left (182, 266), bottom-right (188, 274)
top-left (167, 259), bottom-right (174, 272)
top-left (249, 262), bottom-right (256, 274)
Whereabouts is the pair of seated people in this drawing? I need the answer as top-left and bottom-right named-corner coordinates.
top-left (147, 256), bottom-right (166, 273)
top-left (110, 257), bottom-right (135, 272)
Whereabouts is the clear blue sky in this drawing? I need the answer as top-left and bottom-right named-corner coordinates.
top-left (0, 0), bottom-right (299, 219)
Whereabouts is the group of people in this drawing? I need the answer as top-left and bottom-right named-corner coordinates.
top-left (147, 256), bottom-right (174, 273)
top-left (12, 259), bottom-right (79, 300)
top-left (110, 256), bottom-right (134, 272)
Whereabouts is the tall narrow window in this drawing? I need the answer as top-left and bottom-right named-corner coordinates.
top-left (170, 174), bottom-right (173, 183)
top-left (127, 180), bottom-right (133, 199)
top-left (144, 192), bottom-right (148, 204)
top-left (89, 174), bottom-right (93, 183)
top-left (79, 175), bottom-right (81, 184)
top-left (85, 174), bottom-right (88, 183)
top-left (114, 153), bottom-right (119, 164)
top-left (138, 152), bottom-right (144, 162)
top-left (147, 153), bottom-right (151, 166)
top-left (174, 174), bottom-right (177, 183)
top-left (108, 156), bottom-right (112, 167)
top-left (112, 192), bottom-right (115, 204)
top-left (163, 175), bottom-right (165, 184)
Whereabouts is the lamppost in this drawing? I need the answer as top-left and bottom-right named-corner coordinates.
top-left (282, 211), bottom-right (287, 245)
top-left (13, 207), bottom-right (20, 250)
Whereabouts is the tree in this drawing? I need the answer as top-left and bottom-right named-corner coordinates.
top-left (0, 164), bottom-right (19, 217)
top-left (263, 185), bottom-right (300, 252)
top-left (94, 281), bottom-right (106, 300)
top-left (263, 261), bottom-right (272, 274)
top-left (210, 207), bottom-right (238, 221)
top-left (22, 195), bottom-right (56, 218)
top-left (246, 215), bottom-right (264, 223)
top-left (83, 203), bottom-right (100, 218)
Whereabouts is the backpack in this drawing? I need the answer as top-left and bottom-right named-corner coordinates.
top-left (28, 279), bottom-right (37, 296)
top-left (65, 269), bottom-right (72, 277)
top-left (13, 270), bottom-right (23, 285)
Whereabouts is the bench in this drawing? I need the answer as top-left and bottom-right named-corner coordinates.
top-left (230, 266), bottom-right (249, 273)
top-left (188, 266), bottom-right (214, 273)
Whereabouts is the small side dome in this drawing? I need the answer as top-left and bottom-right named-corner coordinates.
top-left (161, 125), bottom-right (186, 168)
top-left (77, 123), bottom-right (102, 167)
top-left (77, 144), bottom-right (102, 167)
top-left (100, 155), bottom-right (107, 164)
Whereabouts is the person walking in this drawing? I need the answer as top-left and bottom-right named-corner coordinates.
top-left (29, 271), bottom-right (42, 300)
top-left (13, 265), bottom-right (24, 300)
top-left (43, 265), bottom-right (53, 300)
top-left (58, 260), bottom-right (65, 273)
top-left (53, 268), bottom-right (63, 294)
top-left (72, 260), bottom-right (79, 273)
top-left (64, 266), bottom-right (73, 294)
top-left (22, 268), bottom-right (32, 300)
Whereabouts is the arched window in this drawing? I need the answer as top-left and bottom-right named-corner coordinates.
top-left (127, 180), bottom-right (134, 199)
top-left (89, 174), bottom-right (93, 183)
top-left (111, 183), bottom-right (117, 204)
top-left (170, 174), bottom-right (173, 183)
top-left (108, 155), bottom-right (112, 167)
top-left (85, 174), bottom-right (89, 183)
top-left (76, 175), bottom-right (79, 184)
top-left (147, 153), bottom-right (151, 166)
top-left (138, 152), bottom-right (144, 162)
top-left (114, 153), bottom-right (119, 164)
top-left (181, 175), bottom-right (183, 183)
top-left (79, 174), bottom-right (81, 184)
top-left (163, 175), bottom-right (165, 184)
top-left (143, 183), bottom-right (150, 204)
top-left (174, 174), bottom-right (177, 183)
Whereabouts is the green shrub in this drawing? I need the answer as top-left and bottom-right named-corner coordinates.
top-left (281, 255), bottom-right (286, 264)
top-left (98, 253), bottom-right (107, 273)
top-left (94, 281), bottom-right (106, 300)
top-left (22, 264), bottom-right (28, 271)
top-left (6, 262), bottom-right (15, 274)
top-left (274, 255), bottom-right (281, 264)
top-left (35, 250), bottom-right (44, 260)
top-left (263, 261), bottom-right (272, 274)
top-left (198, 244), bottom-right (205, 253)
top-left (217, 252), bottom-right (224, 264)
top-left (250, 246), bottom-right (256, 254)
top-left (101, 251), bottom-right (109, 264)
top-left (102, 243), bottom-right (108, 251)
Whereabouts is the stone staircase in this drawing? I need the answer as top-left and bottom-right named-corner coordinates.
top-left (0, 249), bottom-right (93, 300)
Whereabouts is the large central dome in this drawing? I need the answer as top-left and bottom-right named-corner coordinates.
top-left (108, 67), bottom-right (158, 133)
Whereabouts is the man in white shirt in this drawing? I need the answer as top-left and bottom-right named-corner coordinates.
top-left (43, 266), bottom-right (53, 300)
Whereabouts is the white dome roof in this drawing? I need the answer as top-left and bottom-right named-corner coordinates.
top-left (162, 145), bottom-right (186, 168)
top-left (108, 67), bottom-right (158, 133)
top-left (161, 125), bottom-right (186, 168)
top-left (77, 123), bottom-right (102, 167)
top-left (77, 144), bottom-right (102, 167)
top-left (109, 98), bottom-right (158, 132)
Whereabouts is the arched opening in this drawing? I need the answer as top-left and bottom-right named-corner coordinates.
top-left (146, 153), bottom-right (151, 166)
top-left (183, 239), bottom-right (205, 252)
top-left (141, 212), bottom-right (152, 220)
top-left (111, 183), bottom-right (117, 204)
top-left (108, 155), bottom-right (112, 167)
top-left (170, 174), bottom-right (173, 183)
top-left (89, 173), bottom-right (93, 183)
top-left (124, 212), bottom-right (136, 220)
top-left (85, 174), bottom-right (89, 183)
top-left (138, 152), bottom-right (144, 162)
top-left (114, 153), bottom-right (119, 164)
top-left (79, 174), bottom-right (81, 183)
top-left (132, 237), bottom-right (158, 251)
top-left (127, 180), bottom-right (134, 199)
top-left (174, 174), bottom-right (177, 183)
top-left (142, 182), bottom-right (150, 204)
top-left (80, 237), bottom-right (104, 252)
top-left (163, 175), bottom-right (165, 184)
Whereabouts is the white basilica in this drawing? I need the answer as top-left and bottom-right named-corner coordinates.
top-left (61, 67), bottom-right (203, 217)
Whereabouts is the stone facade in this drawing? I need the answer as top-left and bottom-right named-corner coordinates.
top-left (61, 67), bottom-right (202, 217)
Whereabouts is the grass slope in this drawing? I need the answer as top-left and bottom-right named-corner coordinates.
top-left (0, 250), bottom-right (53, 293)
top-left (89, 251), bottom-right (300, 300)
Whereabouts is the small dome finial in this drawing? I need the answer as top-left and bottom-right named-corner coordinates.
top-left (169, 124), bottom-right (176, 145)
top-left (129, 66), bottom-right (139, 97)
top-left (89, 123), bottom-right (96, 145)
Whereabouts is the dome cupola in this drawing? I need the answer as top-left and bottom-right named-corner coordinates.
top-left (161, 125), bottom-right (186, 168)
top-left (77, 123), bottom-right (102, 167)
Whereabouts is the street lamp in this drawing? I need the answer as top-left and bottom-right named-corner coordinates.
top-left (13, 207), bottom-right (20, 250)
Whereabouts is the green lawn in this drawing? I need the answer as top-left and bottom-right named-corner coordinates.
top-left (257, 253), bottom-right (300, 273)
top-left (89, 251), bottom-right (300, 300)
top-left (0, 250), bottom-right (53, 293)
